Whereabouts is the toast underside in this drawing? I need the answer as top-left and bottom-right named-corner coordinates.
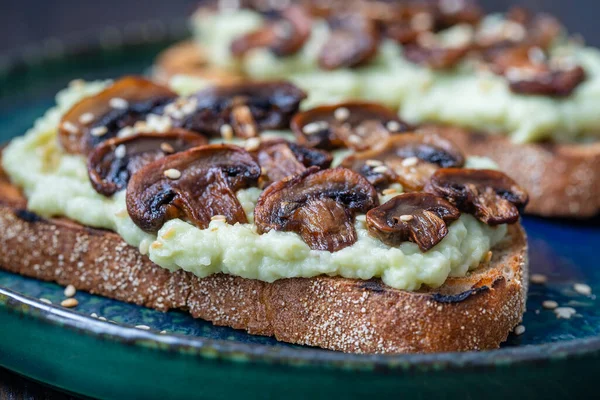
top-left (0, 161), bottom-right (527, 354)
top-left (154, 41), bottom-right (600, 218)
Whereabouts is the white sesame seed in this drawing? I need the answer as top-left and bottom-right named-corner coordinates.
top-left (211, 215), bottom-right (227, 221)
top-left (542, 300), bottom-right (558, 309)
top-left (365, 159), bottom-right (383, 167)
top-left (401, 157), bottom-right (419, 167)
top-left (411, 12), bottom-right (433, 31)
top-left (78, 112), bottom-right (95, 125)
top-left (39, 298), bottom-right (52, 305)
top-left (64, 284), bottom-right (76, 298)
top-left (61, 298), bottom-right (79, 308)
top-left (160, 142), bottom-right (175, 153)
top-left (160, 330), bottom-right (168, 334)
top-left (348, 134), bottom-right (362, 145)
top-left (302, 121), bottom-right (328, 135)
top-left (98, 316), bottom-right (107, 321)
top-left (114, 144), bottom-right (127, 159)
top-left (220, 124), bottom-right (234, 141)
top-left (372, 165), bottom-right (389, 174)
top-left (91, 313), bottom-right (98, 318)
top-left (109, 97), bottom-right (129, 109)
top-left (138, 240), bottom-right (150, 256)
top-left (334, 107), bottom-right (350, 121)
top-left (530, 274), bottom-right (547, 284)
top-left (69, 79), bottom-right (85, 88)
top-left (386, 120), bottom-right (402, 132)
top-left (574, 283), bottom-right (592, 296)
top-left (554, 307), bottom-right (576, 319)
top-left (400, 215), bottom-right (413, 222)
top-left (514, 325), bottom-right (526, 335)
top-left (135, 325), bottom-right (151, 330)
top-left (90, 126), bottom-right (108, 137)
top-left (245, 137), bottom-right (261, 152)
top-left (355, 215), bottom-right (367, 222)
top-left (62, 121), bottom-right (79, 134)
top-left (528, 46), bottom-right (546, 65)
top-left (164, 168), bottom-right (182, 180)
top-left (117, 126), bottom-right (136, 138)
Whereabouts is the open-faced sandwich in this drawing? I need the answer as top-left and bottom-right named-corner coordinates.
top-left (155, 0), bottom-right (600, 218)
top-left (0, 76), bottom-right (528, 354)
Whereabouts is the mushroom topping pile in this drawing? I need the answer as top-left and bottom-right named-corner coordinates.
top-left (126, 144), bottom-right (261, 233)
top-left (250, 138), bottom-right (332, 187)
top-left (366, 193), bottom-right (461, 251)
top-left (230, 5), bottom-right (312, 57)
top-left (87, 130), bottom-right (207, 196)
top-left (426, 168), bottom-right (529, 225)
top-left (291, 102), bottom-right (409, 150)
top-left (177, 81), bottom-right (307, 138)
top-left (254, 167), bottom-right (379, 252)
top-left (341, 132), bottom-right (465, 191)
top-left (59, 77), bottom-right (177, 154)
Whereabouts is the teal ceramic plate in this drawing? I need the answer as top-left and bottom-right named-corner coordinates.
top-left (1, 31), bottom-right (600, 400)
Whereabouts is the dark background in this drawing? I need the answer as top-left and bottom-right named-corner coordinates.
top-left (1, 0), bottom-right (600, 57)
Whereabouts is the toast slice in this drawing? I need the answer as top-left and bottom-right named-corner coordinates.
top-left (154, 42), bottom-right (600, 218)
top-left (0, 162), bottom-right (528, 354)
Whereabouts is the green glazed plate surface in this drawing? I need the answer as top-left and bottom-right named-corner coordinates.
top-left (1, 31), bottom-right (600, 400)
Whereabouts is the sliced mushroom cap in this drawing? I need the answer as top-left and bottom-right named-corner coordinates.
top-left (177, 81), bottom-right (306, 138)
top-left (318, 14), bottom-right (380, 70)
top-left (126, 144), bottom-right (260, 233)
top-left (366, 192), bottom-right (461, 251)
top-left (230, 5), bottom-right (312, 57)
top-left (425, 168), bottom-right (529, 225)
top-left (341, 132), bottom-right (465, 191)
top-left (250, 138), bottom-right (333, 187)
top-left (291, 102), bottom-right (409, 150)
top-left (488, 45), bottom-right (586, 97)
top-left (87, 130), bottom-right (207, 197)
top-left (254, 167), bottom-right (379, 252)
top-left (404, 26), bottom-right (474, 69)
top-left (59, 76), bottom-right (177, 154)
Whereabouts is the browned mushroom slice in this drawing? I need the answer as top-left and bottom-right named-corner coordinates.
top-left (177, 81), bottom-right (306, 138)
top-left (436, 0), bottom-right (483, 28)
top-left (404, 32), bottom-right (471, 69)
top-left (87, 130), bottom-right (207, 197)
top-left (126, 144), bottom-right (260, 233)
top-left (366, 193), bottom-right (460, 251)
top-left (230, 6), bottom-right (312, 57)
top-left (254, 167), bottom-right (379, 252)
top-left (425, 168), bottom-right (529, 225)
top-left (251, 138), bottom-right (332, 187)
top-left (59, 76), bottom-right (177, 154)
top-left (341, 132), bottom-right (465, 191)
top-left (318, 14), bottom-right (380, 70)
top-left (291, 102), bottom-right (409, 151)
top-left (488, 46), bottom-right (586, 97)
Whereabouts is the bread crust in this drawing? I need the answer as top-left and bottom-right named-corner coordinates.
top-left (0, 164), bottom-right (527, 354)
top-left (154, 41), bottom-right (600, 218)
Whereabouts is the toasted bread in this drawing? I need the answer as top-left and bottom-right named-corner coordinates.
top-left (154, 42), bottom-right (600, 218)
top-left (0, 160), bottom-right (528, 354)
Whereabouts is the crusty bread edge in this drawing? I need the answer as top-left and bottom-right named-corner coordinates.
top-left (0, 166), bottom-right (527, 354)
top-left (154, 41), bottom-right (600, 218)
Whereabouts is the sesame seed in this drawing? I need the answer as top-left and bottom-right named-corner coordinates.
top-left (164, 168), bottom-right (182, 180)
top-left (39, 298), bottom-right (52, 305)
top-left (160, 142), bottom-right (175, 153)
top-left (117, 126), bottom-right (136, 138)
top-left (160, 330), bottom-right (168, 334)
top-left (61, 298), bottom-right (79, 308)
top-left (302, 121), bottom-right (328, 135)
top-left (386, 120), bottom-right (402, 132)
top-left (355, 215), bottom-right (366, 222)
top-left (514, 325), bottom-right (526, 335)
top-left (78, 112), bottom-right (95, 125)
top-left (365, 159), bottom-right (383, 167)
top-left (91, 313), bottom-right (98, 318)
top-left (245, 137), bottom-right (261, 152)
top-left (411, 12), bottom-right (433, 31)
top-left (401, 157), bottom-right (419, 167)
top-left (530, 273), bottom-right (547, 284)
top-left (348, 135), bottom-right (362, 145)
top-left (62, 121), bottom-right (79, 134)
top-left (114, 144), bottom-right (127, 159)
top-left (400, 215), bottom-right (413, 222)
top-left (109, 97), bottom-right (129, 109)
top-left (334, 107), bottom-right (350, 121)
top-left (574, 283), bottom-right (592, 296)
top-left (554, 307), bottom-right (576, 319)
top-left (135, 325), bottom-right (151, 330)
top-left (138, 240), bottom-right (150, 256)
top-left (382, 188), bottom-right (398, 195)
top-left (528, 46), bottom-right (546, 65)
top-left (64, 284), bottom-right (76, 298)
top-left (483, 251), bottom-right (493, 263)
top-left (372, 165), bottom-right (389, 174)
top-left (90, 126), bottom-right (108, 137)
top-left (211, 215), bottom-right (227, 221)
top-left (69, 79), bottom-right (85, 88)
top-left (542, 300), bottom-right (558, 309)
top-left (220, 124), bottom-right (234, 141)
top-left (98, 316), bottom-right (107, 321)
